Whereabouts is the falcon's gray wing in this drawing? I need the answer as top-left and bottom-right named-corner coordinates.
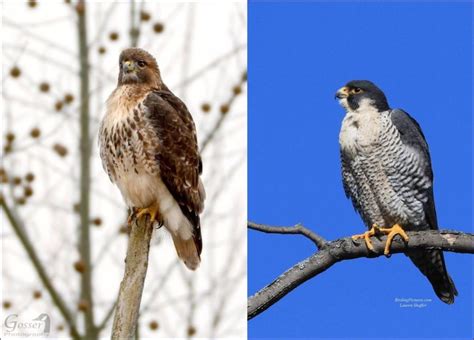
top-left (390, 109), bottom-right (457, 303)
top-left (389, 109), bottom-right (437, 230)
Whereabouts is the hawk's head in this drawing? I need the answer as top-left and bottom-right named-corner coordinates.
top-left (335, 80), bottom-right (389, 112)
top-left (118, 48), bottom-right (162, 87)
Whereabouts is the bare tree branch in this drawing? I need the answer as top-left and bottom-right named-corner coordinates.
top-left (129, 0), bottom-right (139, 47)
top-left (111, 216), bottom-right (154, 339)
top-left (200, 71), bottom-right (247, 153)
top-left (173, 44), bottom-right (246, 90)
top-left (96, 299), bottom-right (117, 334)
top-left (248, 225), bottom-right (474, 320)
top-left (248, 221), bottom-right (327, 249)
top-left (0, 198), bottom-right (81, 340)
top-left (76, 1), bottom-right (96, 337)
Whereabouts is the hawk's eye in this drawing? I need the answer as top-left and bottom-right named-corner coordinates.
top-left (353, 87), bottom-right (362, 94)
top-left (137, 60), bottom-right (146, 68)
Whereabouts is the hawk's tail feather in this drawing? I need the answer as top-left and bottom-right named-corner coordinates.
top-left (407, 249), bottom-right (458, 304)
top-left (165, 202), bottom-right (202, 271)
top-left (171, 233), bottom-right (201, 271)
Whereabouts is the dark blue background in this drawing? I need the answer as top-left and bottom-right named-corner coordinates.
top-left (248, 2), bottom-right (473, 339)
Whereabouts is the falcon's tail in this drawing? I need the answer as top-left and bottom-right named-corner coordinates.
top-left (407, 249), bottom-right (458, 304)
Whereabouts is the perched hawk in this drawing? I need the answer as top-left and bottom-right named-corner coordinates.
top-left (336, 80), bottom-right (457, 303)
top-left (99, 48), bottom-right (205, 270)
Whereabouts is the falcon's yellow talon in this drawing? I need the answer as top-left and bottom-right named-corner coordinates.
top-left (136, 204), bottom-right (161, 223)
top-left (352, 223), bottom-right (409, 255)
top-left (352, 224), bottom-right (379, 252)
top-left (378, 223), bottom-right (409, 255)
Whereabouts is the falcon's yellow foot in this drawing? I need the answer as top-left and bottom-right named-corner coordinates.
top-left (378, 223), bottom-right (409, 256)
top-left (136, 203), bottom-right (161, 223)
top-left (351, 224), bottom-right (380, 252)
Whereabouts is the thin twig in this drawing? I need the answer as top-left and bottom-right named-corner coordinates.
top-left (96, 299), bottom-right (117, 333)
top-left (1, 199), bottom-right (81, 340)
top-left (173, 44), bottom-right (246, 90)
top-left (200, 71), bottom-right (247, 153)
top-left (248, 221), bottom-right (327, 250)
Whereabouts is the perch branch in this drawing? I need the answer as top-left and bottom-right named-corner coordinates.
top-left (111, 216), bottom-right (154, 339)
top-left (248, 225), bottom-right (474, 320)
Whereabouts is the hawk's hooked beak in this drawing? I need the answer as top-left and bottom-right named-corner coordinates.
top-left (335, 86), bottom-right (349, 99)
top-left (122, 60), bottom-right (136, 74)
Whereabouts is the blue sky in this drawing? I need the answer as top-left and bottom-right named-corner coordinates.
top-left (248, 2), bottom-right (472, 339)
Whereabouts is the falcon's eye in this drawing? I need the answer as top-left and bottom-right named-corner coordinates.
top-left (137, 60), bottom-right (147, 68)
top-left (352, 87), bottom-right (362, 94)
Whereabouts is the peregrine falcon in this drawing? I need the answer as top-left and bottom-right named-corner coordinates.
top-left (99, 48), bottom-right (205, 270)
top-left (336, 80), bottom-right (457, 303)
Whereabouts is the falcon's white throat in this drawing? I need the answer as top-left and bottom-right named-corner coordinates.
top-left (338, 97), bottom-right (350, 111)
top-left (339, 98), bottom-right (386, 156)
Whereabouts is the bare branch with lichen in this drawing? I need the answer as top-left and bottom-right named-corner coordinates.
top-left (248, 222), bottom-right (473, 320)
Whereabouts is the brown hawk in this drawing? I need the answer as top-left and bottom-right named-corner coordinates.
top-left (99, 48), bottom-right (205, 270)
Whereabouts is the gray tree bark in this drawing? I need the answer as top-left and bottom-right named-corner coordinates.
top-left (248, 223), bottom-right (474, 320)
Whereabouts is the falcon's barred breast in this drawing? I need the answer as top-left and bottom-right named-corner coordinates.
top-left (336, 80), bottom-right (457, 303)
top-left (99, 48), bottom-right (205, 270)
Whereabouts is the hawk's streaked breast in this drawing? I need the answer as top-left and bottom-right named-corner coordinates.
top-left (99, 85), bottom-right (163, 208)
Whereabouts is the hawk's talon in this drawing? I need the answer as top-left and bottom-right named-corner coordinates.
top-left (378, 223), bottom-right (409, 256)
top-left (127, 207), bottom-right (137, 225)
top-left (136, 204), bottom-right (161, 223)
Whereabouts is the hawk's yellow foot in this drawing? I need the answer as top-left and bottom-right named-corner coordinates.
top-left (127, 207), bottom-right (137, 225)
top-left (136, 203), bottom-right (161, 223)
top-left (378, 223), bottom-right (409, 256)
top-left (351, 224), bottom-right (380, 252)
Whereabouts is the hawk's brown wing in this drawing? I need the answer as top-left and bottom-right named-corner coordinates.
top-left (143, 89), bottom-right (204, 255)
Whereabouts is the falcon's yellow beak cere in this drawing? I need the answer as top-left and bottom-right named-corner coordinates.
top-left (335, 86), bottom-right (349, 99)
top-left (337, 80), bottom-right (458, 304)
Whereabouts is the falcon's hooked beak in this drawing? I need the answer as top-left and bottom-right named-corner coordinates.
top-left (122, 60), bottom-right (137, 74)
top-left (335, 86), bottom-right (349, 99)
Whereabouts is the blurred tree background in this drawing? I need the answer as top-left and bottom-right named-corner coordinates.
top-left (1, 1), bottom-right (247, 338)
